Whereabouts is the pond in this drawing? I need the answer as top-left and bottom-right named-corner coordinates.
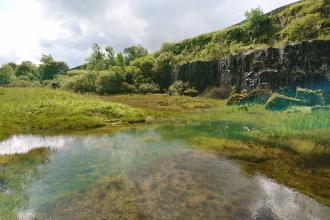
top-left (0, 126), bottom-right (330, 219)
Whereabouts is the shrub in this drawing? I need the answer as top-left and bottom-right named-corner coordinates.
top-left (0, 64), bottom-right (15, 85)
top-left (153, 52), bottom-right (175, 90)
top-left (138, 83), bottom-right (160, 94)
top-left (62, 72), bottom-right (97, 93)
top-left (124, 66), bottom-right (142, 85)
top-left (7, 80), bottom-right (40, 88)
top-left (168, 80), bottom-right (198, 96)
top-left (121, 82), bottom-right (137, 93)
top-left (96, 71), bottom-right (126, 94)
top-left (295, 88), bottom-right (325, 106)
top-left (168, 81), bottom-right (186, 95)
top-left (244, 7), bottom-right (272, 43)
top-left (183, 88), bottom-right (198, 97)
top-left (203, 86), bottom-right (232, 99)
top-left (265, 93), bottom-right (304, 110)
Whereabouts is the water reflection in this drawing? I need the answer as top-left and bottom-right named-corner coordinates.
top-left (0, 130), bottom-right (329, 219)
top-left (0, 135), bottom-right (74, 155)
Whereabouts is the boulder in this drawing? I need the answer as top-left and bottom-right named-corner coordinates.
top-left (265, 93), bottom-right (304, 110)
top-left (295, 88), bottom-right (325, 106)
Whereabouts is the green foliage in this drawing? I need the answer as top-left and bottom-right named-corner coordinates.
top-left (96, 71), bottom-right (126, 94)
top-left (124, 44), bottom-right (148, 64)
top-left (115, 52), bottom-right (126, 67)
top-left (38, 54), bottom-right (69, 80)
top-left (124, 66), bottom-right (142, 85)
top-left (138, 83), bottom-right (160, 94)
top-left (7, 80), bottom-right (40, 88)
top-left (168, 80), bottom-right (197, 96)
top-left (62, 72), bottom-right (97, 93)
top-left (244, 7), bottom-right (272, 43)
top-left (153, 52), bottom-right (175, 89)
top-left (15, 61), bottom-right (37, 78)
top-left (86, 44), bottom-right (106, 70)
top-left (183, 88), bottom-right (198, 97)
top-left (0, 64), bottom-right (15, 85)
top-left (130, 55), bottom-right (155, 79)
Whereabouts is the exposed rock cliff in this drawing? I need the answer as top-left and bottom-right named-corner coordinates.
top-left (172, 40), bottom-right (330, 92)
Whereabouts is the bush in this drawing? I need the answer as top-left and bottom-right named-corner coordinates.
top-left (0, 64), bottom-right (15, 85)
top-left (295, 88), bottom-right (325, 106)
top-left (138, 83), bottom-right (160, 94)
top-left (7, 80), bottom-right (40, 88)
top-left (265, 93), bottom-right (304, 110)
top-left (96, 71), bottom-right (126, 95)
top-left (124, 66), bottom-right (142, 85)
top-left (121, 82), bottom-right (137, 93)
top-left (203, 86), bottom-right (232, 99)
top-left (168, 81), bottom-right (186, 95)
top-left (183, 88), bottom-right (198, 97)
top-left (62, 72), bottom-right (97, 93)
top-left (244, 7), bottom-right (272, 43)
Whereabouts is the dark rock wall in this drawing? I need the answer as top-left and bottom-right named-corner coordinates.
top-left (172, 40), bottom-right (330, 92)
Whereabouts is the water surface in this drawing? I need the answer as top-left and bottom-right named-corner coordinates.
top-left (0, 128), bottom-right (329, 220)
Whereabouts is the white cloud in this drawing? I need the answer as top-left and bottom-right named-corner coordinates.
top-left (0, 0), bottom-right (296, 67)
top-left (0, 0), bottom-right (69, 64)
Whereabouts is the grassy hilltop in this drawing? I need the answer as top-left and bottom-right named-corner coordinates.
top-left (159, 0), bottom-right (329, 63)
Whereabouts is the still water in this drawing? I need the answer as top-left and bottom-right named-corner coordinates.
top-left (0, 128), bottom-right (329, 220)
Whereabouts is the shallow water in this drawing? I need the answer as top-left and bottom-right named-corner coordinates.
top-left (1, 128), bottom-right (330, 220)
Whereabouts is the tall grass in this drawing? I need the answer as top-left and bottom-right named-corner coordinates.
top-left (283, 111), bottom-right (330, 130)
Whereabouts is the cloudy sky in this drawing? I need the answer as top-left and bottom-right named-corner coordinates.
top-left (0, 0), bottom-right (296, 67)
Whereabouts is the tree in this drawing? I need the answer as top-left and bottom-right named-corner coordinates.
top-left (153, 52), bottom-right (175, 90)
top-left (15, 61), bottom-right (37, 80)
top-left (86, 43), bottom-right (106, 70)
top-left (123, 45), bottom-right (148, 64)
top-left (38, 54), bottom-right (69, 80)
top-left (104, 45), bottom-right (116, 68)
top-left (115, 52), bottom-right (126, 67)
top-left (0, 64), bottom-right (15, 84)
top-left (130, 55), bottom-right (155, 80)
top-left (96, 71), bottom-right (126, 94)
top-left (244, 7), bottom-right (272, 42)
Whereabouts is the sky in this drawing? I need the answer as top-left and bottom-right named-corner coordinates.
top-left (0, 0), bottom-right (296, 67)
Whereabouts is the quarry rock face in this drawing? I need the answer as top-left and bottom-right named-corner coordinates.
top-left (172, 40), bottom-right (330, 92)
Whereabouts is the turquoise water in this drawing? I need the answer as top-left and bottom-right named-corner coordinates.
top-left (1, 128), bottom-right (330, 219)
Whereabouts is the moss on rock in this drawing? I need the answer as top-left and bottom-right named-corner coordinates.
top-left (296, 88), bottom-right (325, 106)
top-left (265, 93), bottom-right (304, 110)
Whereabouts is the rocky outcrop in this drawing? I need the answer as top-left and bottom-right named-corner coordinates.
top-left (172, 40), bottom-right (330, 92)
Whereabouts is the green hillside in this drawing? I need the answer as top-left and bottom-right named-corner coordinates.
top-left (156, 0), bottom-right (329, 63)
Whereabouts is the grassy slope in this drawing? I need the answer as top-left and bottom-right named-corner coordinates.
top-left (160, 0), bottom-right (329, 62)
top-left (0, 87), bottom-right (148, 140)
top-left (0, 88), bottom-right (223, 140)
